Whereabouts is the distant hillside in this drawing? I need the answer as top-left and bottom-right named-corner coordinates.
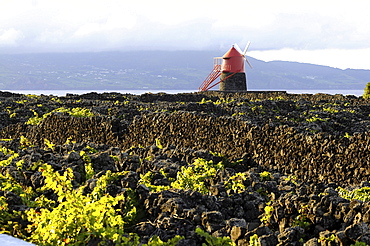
top-left (251, 60), bottom-right (370, 89)
top-left (0, 51), bottom-right (369, 90)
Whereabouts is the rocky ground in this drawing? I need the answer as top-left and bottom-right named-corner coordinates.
top-left (1, 90), bottom-right (370, 245)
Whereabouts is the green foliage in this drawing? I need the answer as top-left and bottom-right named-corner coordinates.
top-left (15, 99), bottom-right (28, 104)
top-left (26, 164), bottom-right (137, 245)
top-left (143, 235), bottom-right (184, 246)
top-left (224, 173), bottom-right (247, 194)
top-left (292, 204), bottom-right (310, 230)
top-left (19, 135), bottom-right (34, 149)
top-left (363, 82), bottom-right (370, 99)
top-left (0, 147), bottom-right (245, 245)
top-left (0, 146), bottom-right (14, 155)
top-left (51, 97), bottom-right (62, 104)
top-left (26, 107), bottom-right (95, 125)
top-left (195, 228), bottom-right (236, 246)
top-left (251, 105), bottom-right (265, 114)
top-left (44, 138), bottom-right (55, 150)
top-left (85, 162), bottom-right (95, 180)
top-left (15, 159), bottom-right (25, 170)
top-left (214, 97), bottom-right (235, 105)
top-left (0, 149), bottom-right (36, 202)
top-left (0, 154), bottom-right (37, 235)
top-left (319, 233), bottom-right (336, 242)
top-left (268, 96), bottom-right (285, 101)
top-left (0, 196), bottom-right (25, 237)
top-left (323, 107), bottom-right (339, 114)
top-left (259, 171), bottom-right (272, 181)
top-left (0, 152), bottom-right (142, 245)
top-left (209, 151), bottom-right (240, 168)
top-left (209, 151), bottom-right (224, 158)
top-left (135, 105), bottom-right (149, 111)
top-left (198, 98), bottom-right (212, 104)
top-left (198, 97), bottom-right (234, 105)
top-left (285, 175), bottom-right (298, 185)
top-left (155, 138), bottom-right (164, 149)
top-left (231, 112), bottom-right (245, 117)
top-left (351, 242), bottom-right (369, 246)
top-left (64, 107), bottom-right (95, 117)
top-left (305, 116), bottom-right (327, 122)
top-left (80, 150), bottom-right (95, 180)
top-left (344, 132), bottom-right (352, 138)
top-left (0, 151), bottom-right (18, 167)
top-left (64, 137), bottom-right (74, 145)
top-left (25, 94), bottom-right (40, 99)
top-left (171, 158), bottom-right (224, 194)
top-left (110, 154), bottom-right (120, 163)
top-left (260, 202), bottom-right (274, 225)
top-left (0, 138), bottom-right (12, 142)
top-left (85, 145), bottom-right (98, 153)
top-left (139, 171), bottom-right (171, 192)
top-left (0, 196), bottom-right (14, 233)
top-left (139, 157), bottom-right (249, 195)
top-left (249, 234), bottom-right (260, 246)
top-left (0, 172), bottom-right (33, 203)
top-left (337, 187), bottom-right (370, 202)
top-left (25, 109), bottom-right (43, 126)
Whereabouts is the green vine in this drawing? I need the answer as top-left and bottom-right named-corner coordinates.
top-left (26, 164), bottom-right (137, 245)
top-left (337, 187), bottom-right (370, 202)
top-left (171, 158), bottom-right (224, 194)
top-left (195, 228), bottom-right (236, 246)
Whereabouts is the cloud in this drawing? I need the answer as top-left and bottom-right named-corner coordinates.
top-left (0, 0), bottom-right (369, 62)
top-left (0, 28), bottom-right (23, 46)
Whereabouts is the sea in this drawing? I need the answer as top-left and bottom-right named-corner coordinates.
top-left (1, 89), bottom-right (365, 97)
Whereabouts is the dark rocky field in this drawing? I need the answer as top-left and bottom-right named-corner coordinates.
top-left (1, 90), bottom-right (370, 245)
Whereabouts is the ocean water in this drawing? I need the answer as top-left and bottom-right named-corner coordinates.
top-left (2, 89), bottom-right (365, 97)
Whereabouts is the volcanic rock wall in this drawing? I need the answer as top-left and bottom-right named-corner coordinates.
top-left (121, 112), bottom-right (370, 186)
top-left (1, 114), bottom-right (120, 147)
top-left (1, 91), bottom-right (369, 187)
top-left (2, 110), bottom-right (370, 187)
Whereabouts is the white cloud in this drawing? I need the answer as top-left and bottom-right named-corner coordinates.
top-left (0, 28), bottom-right (23, 46)
top-left (0, 0), bottom-right (369, 70)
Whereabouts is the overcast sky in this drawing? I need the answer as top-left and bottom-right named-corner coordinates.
top-left (1, 0), bottom-right (370, 69)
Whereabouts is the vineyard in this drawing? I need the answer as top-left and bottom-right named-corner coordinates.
top-left (1, 91), bottom-right (370, 245)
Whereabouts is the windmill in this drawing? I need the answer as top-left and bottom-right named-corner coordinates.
top-left (199, 42), bottom-right (252, 91)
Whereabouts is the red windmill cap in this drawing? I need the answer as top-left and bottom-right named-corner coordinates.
top-left (223, 46), bottom-right (243, 58)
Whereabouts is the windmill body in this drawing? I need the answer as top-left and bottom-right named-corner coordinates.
top-left (220, 46), bottom-right (247, 91)
top-left (199, 43), bottom-right (252, 92)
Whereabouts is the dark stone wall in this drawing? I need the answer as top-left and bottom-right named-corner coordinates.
top-left (0, 114), bottom-right (119, 147)
top-left (121, 112), bottom-right (370, 186)
top-left (1, 92), bottom-right (369, 187)
top-left (219, 72), bottom-right (247, 91)
top-left (2, 111), bottom-right (370, 186)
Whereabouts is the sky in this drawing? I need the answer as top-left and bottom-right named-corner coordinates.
top-left (0, 0), bottom-right (370, 69)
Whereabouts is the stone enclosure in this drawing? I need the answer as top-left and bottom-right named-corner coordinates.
top-left (1, 91), bottom-right (370, 245)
